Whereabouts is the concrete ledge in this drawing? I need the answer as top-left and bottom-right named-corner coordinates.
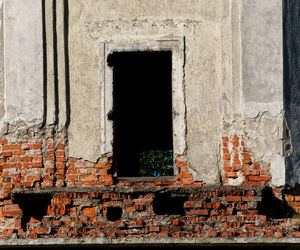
top-left (0, 237), bottom-right (300, 246)
top-left (11, 185), bottom-right (265, 195)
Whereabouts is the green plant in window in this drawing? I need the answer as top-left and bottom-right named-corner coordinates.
top-left (139, 150), bottom-right (173, 177)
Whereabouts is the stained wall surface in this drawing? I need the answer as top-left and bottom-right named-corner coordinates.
top-left (0, 0), bottom-right (285, 186)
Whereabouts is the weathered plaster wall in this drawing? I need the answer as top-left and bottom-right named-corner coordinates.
top-left (68, 0), bottom-right (222, 184)
top-left (2, 0), bottom-right (43, 127)
top-left (220, 0), bottom-right (284, 187)
top-left (0, 0), bottom-right (285, 186)
top-left (241, 0), bottom-right (284, 187)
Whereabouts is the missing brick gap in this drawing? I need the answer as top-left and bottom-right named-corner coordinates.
top-left (153, 193), bottom-right (188, 215)
top-left (13, 194), bottom-right (52, 232)
top-left (106, 206), bottom-right (122, 221)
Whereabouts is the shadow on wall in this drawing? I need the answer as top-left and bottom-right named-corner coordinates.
top-left (283, 0), bottom-right (300, 187)
top-left (257, 187), bottom-right (295, 219)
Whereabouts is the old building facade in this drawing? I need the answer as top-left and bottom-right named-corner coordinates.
top-left (0, 0), bottom-right (299, 246)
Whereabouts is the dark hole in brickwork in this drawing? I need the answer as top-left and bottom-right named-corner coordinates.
top-left (13, 194), bottom-right (52, 231)
top-left (108, 51), bottom-right (174, 177)
top-left (153, 193), bottom-right (188, 215)
top-left (257, 187), bottom-right (294, 219)
top-left (107, 206), bottom-right (122, 221)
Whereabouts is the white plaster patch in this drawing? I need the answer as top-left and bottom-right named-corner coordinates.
top-left (271, 154), bottom-right (285, 187)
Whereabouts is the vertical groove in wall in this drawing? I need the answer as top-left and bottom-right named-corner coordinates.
top-left (41, 0), bottom-right (47, 127)
top-left (53, 0), bottom-right (59, 125)
top-left (64, 0), bottom-right (70, 128)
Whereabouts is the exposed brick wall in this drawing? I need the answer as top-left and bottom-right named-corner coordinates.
top-left (222, 136), bottom-right (271, 186)
top-left (0, 138), bottom-right (203, 190)
top-left (0, 187), bottom-right (299, 239)
top-left (1, 135), bottom-right (300, 241)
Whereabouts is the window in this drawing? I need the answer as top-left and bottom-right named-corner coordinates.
top-left (107, 51), bottom-right (173, 177)
top-left (101, 38), bottom-right (186, 177)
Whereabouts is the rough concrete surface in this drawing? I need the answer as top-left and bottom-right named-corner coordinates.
top-left (3, 0), bottom-right (43, 126)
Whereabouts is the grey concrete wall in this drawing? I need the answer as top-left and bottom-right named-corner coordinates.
top-left (3, 0), bottom-right (43, 127)
top-left (242, 0), bottom-right (283, 117)
top-left (240, 0), bottom-right (284, 187)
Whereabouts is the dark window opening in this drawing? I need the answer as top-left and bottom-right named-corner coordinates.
top-left (107, 51), bottom-right (173, 177)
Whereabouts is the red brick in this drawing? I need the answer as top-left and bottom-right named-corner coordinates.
top-left (33, 156), bottom-right (43, 162)
top-left (176, 161), bottom-right (188, 167)
top-left (1, 139), bottom-right (8, 145)
top-left (13, 150), bottom-right (26, 155)
top-left (258, 215), bottom-right (266, 221)
top-left (183, 178), bottom-right (193, 185)
top-left (82, 207), bottom-right (96, 217)
top-left (248, 176), bottom-right (269, 181)
top-left (232, 166), bottom-right (241, 171)
top-left (56, 157), bottom-right (66, 162)
top-left (3, 210), bottom-right (23, 217)
top-left (2, 152), bottom-right (12, 157)
top-left (23, 157), bottom-right (33, 162)
top-left (95, 162), bottom-right (109, 168)
top-left (227, 172), bottom-right (237, 178)
top-left (180, 166), bottom-right (188, 173)
top-left (223, 154), bottom-right (231, 160)
top-left (227, 196), bottom-right (241, 202)
top-left (26, 175), bottom-right (41, 182)
top-left (100, 175), bottom-right (113, 180)
top-left (253, 163), bottom-right (261, 170)
top-left (274, 231), bottom-right (283, 237)
top-left (222, 137), bottom-right (229, 142)
top-left (47, 144), bottom-right (55, 150)
top-left (223, 148), bottom-right (229, 154)
top-left (233, 159), bottom-right (241, 165)
top-left (57, 145), bottom-right (65, 150)
top-left (149, 226), bottom-right (160, 232)
top-left (242, 159), bottom-right (251, 164)
top-left (56, 151), bottom-right (65, 157)
top-left (243, 170), bottom-right (260, 176)
top-left (242, 153), bottom-right (252, 158)
top-left (2, 145), bottom-right (21, 151)
top-left (177, 173), bottom-right (193, 179)
top-left (56, 162), bottom-right (65, 168)
top-left (187, 209), bottom-right (209, 216)
top-left (224, 166), bottom-right (231, 171)
top-left (172, 219), bottom-right (180, 225)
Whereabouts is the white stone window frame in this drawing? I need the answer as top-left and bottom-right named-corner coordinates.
top-left (101, 37), bottom-right (186, 175)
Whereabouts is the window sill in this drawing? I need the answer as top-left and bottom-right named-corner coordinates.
top-left (116, 176), bottom-right (177, 182)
